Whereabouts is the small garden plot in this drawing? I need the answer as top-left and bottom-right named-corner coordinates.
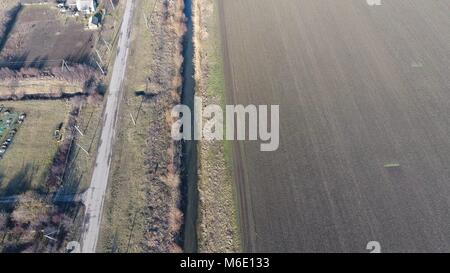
top-left (0, 100), bottom-right (70, 196)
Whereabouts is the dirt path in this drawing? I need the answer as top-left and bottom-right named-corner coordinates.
top-left (80, 0), bottom-right (135, 253)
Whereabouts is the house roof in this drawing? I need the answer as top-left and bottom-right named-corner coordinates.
top-left (75, 0), bottom-right (95, 12)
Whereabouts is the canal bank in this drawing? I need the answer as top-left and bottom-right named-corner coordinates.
top-left (190, 0), bottom-right (241, 252)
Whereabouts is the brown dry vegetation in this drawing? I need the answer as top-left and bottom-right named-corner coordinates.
top-left (0, 65), bottom-right (100, 99)
top-left (0, 190), bottom-right (79, 253)
top-left (99, 0), bottom-right (185, 253)
top-left (11, 191), bottom-right (48, 227)
top-left (192, 0), bottom-right (239, 252)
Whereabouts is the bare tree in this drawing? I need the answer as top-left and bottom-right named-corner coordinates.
top-left (11, 192), bottom-right (49, 228)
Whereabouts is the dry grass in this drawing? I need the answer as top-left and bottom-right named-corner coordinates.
top-left (0, 65), bottom-right (100, 99)
top-left (93, 0), bottom-right (127, 70)
top-left (0, 100), bottom-right (71, 195)
top-left (0, 0), bottom-right (19, 10)
top-left (62, 102), bottom-right (103, 193)
top-left (0, 79), bottom-right (83, 98)
top-left (11, 191), bottom-right (48, 226)
top-left (98, 0), bottom-right (157, 253)
top-left (193, 0), bottom-right (240, 252)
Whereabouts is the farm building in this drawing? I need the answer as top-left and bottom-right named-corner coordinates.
top-left (88, 15), bottom-right (100, 29)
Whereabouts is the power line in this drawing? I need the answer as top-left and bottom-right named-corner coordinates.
top-left (0, 58), bottom-right (66, 65)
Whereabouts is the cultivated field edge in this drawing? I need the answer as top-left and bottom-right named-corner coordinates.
top-left (193, 0), bottom-right (240, 252)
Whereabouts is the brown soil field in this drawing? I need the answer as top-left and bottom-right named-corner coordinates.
top-left (220, 0), bottom-right (450, 252)
top-left (0, 5), bottom-right (95, 69)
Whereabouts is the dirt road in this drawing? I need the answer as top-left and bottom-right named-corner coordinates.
top-left (80, 0), bottom-right (135, 253)
top-left (220, 0), bottom-right (450, 252)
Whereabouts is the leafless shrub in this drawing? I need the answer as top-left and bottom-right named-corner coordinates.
top-left (0, 65), bottom-right (99, 84)
top-left (46, 104), bottom-right (79, 192)
top-left (87, 91), bottom-right (104, 105)
top-left (11, 192), bottom-right (49, 228)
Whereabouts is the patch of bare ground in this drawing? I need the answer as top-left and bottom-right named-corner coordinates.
top-left (192, 0), bottom-right (240, 252)
top-left (0, 4), bottom-right (95, 69)
top-left (99, 0), bottom-right (186, 253)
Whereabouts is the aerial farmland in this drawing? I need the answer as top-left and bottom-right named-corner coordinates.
top-left (220, 0), bottom-right (450, 252)
top-left (2, 0), bottom-right (450, 257)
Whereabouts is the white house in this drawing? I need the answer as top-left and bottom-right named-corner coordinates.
top-left (67, 0), bottom-right (96, 14)
top-left (77, 0), bottom-right (95, 14)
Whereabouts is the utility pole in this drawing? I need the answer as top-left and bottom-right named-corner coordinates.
top-left (77, 144), bottom-right (90, 156)
top-left (74, 125), bottom-right (84, 137)
top-left (42, 230), bottom-right (58, 242)
top-left (130, 113), bottom-right (136, 126)
top-left (102, 37), bottom-right (111, 52)
top-left (63, 60), bottom-right (71, 72)
top-left (143, 13), bottom-right (150, 30)
top-left (95, 49), bottom-right (104, 64)
top-left (109, 0), bottom-right (116, 10)
top-left (95, 60), bottom-right (106, 75)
